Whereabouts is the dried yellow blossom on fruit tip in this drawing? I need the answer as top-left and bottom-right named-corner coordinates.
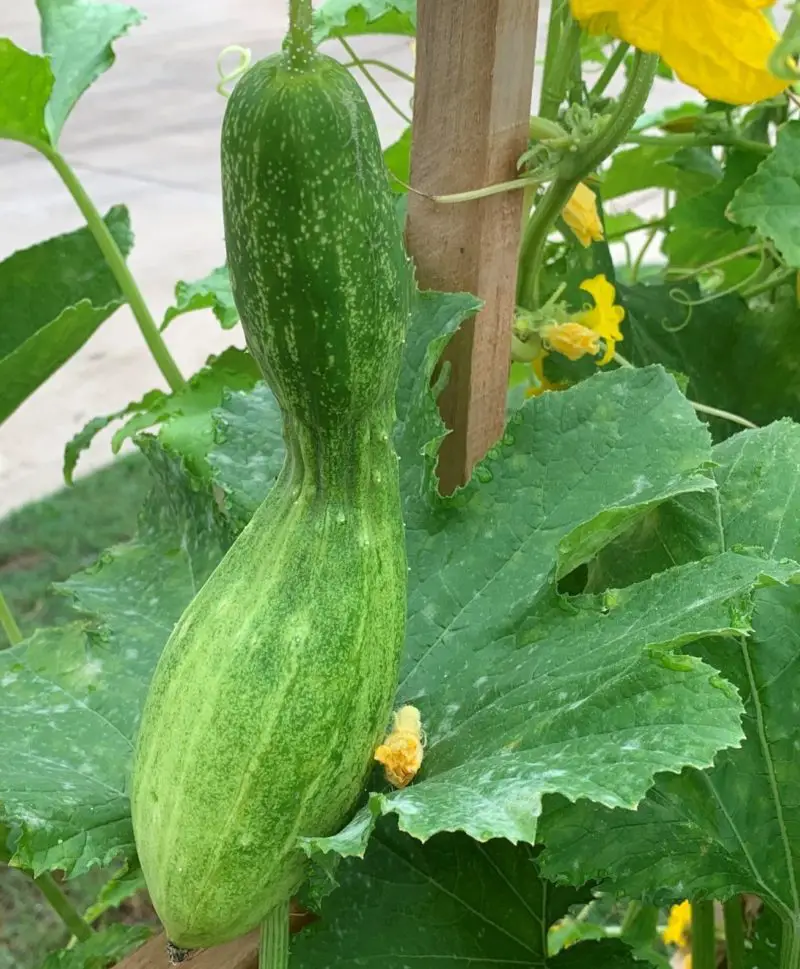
top-left (578, 274), bottom-right (625, 364)
top-left (570, 1), bottom-right (788, 105)
top-left (562, 183), bottom-right (604, 248)
top-left (374, 705), bottom-right (424, 789)
top-left (662, 899), bottom-right (692, 948)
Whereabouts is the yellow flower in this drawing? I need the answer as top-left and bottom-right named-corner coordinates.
top-left (375, 706), bottom-right (424, 789)
top-left (541, 321), bottom-right (602, 361)
top-left (662, 900), bottom-right (692, 948)
top-left (570, 0), bottom-right (788, 105)
top-left (577, 274), bottom-right (625, 364)
top-left (562, 183), bottom-right (604, 247)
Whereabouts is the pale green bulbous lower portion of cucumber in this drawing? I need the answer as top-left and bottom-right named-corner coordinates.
top-left (130, 44), bottom-right (411, 950)
top-left (131, 420), bottom-right (406, 947)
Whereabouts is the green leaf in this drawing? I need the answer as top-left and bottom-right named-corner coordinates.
top-left (395, 290), bottom-right (481, 501)
top-left (63, 347), bottom-right (260, 484)
top-left (633, 102), bottom-right (705, 133)
top-left (384, 127), bottom-right (411, 194)
top-left (728, 121), bottom-right (800, 267)
top-left (293, 818), bottom-right (641, 969)
top-left (161, 265), bottom-right (239, 331)
top-left (111, 348), bottom-right (259, 470)
top-left (664, 151), bottom-right (760, 287)
top-left (0, 206), bottom-right (132, 425)
top-left (63, 407), bottom-right (139, 486)
top-left (0, 441), bottom-right (228, 876)
top-left (313, 0), bottom-right (416, 42)
top-left (82, 861), bottom-right (147, 923)
top-left (207, 384), bottom-right (285, 531)
top-left (621, 282), bottom-right (800, 438)
top-left (38, 924), bottom-right (151, 969)
top-left (605, 211), bottom-right (648, 238)
top-left (37, 0), bottom-right (144, 143)
top-left (603, 144), bottom-right (719, 200)
top-left (540, 421), bottom-right (800, 930)
top-left (0, 38), bottom-right (53, 149)
top-left (304, 367), bottom-right (800, 857)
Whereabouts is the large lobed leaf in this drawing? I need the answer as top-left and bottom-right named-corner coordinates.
top-left (0, 207), bottom-right (132, 426)
top-left (540, 420), bottom-right (800, 931)
top-left (292, 818), bottom-right (641, 969)
top-left (728, 121), bottom-right (800, 268)
top-left (620, 281), bottom-right (800, 439)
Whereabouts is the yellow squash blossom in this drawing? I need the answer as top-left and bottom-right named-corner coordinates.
top-left (541, 321), bottom-right (602, 360)
top-left (562, 183), bottom-right (604, 247)
top-left (570, 0), bottom-right (788, 105)
top-left (578, 274), bottom-right (625, 364)
top-left (662, 900), bottom-right (692, 947)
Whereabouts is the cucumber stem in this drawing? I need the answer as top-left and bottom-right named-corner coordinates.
top-left (286, 0), bottom-right (314, 69)
top-left (0, 589), bottom-right (23, 647)
top-left (781, 914), bottom-right (800, 969)
top-left (259, 900), bottom-right (290, 969)
top-left (691, 900), bottom-right (717, 969)
top-left (723, 898), bottom-right (746, 969)
top-left (338, 36), bottom-right (412, 125)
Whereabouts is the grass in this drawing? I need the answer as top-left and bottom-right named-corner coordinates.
top-left (0, 454), bottom-right (152, 646)
top-left (0, 454), bottom-right (157, 967)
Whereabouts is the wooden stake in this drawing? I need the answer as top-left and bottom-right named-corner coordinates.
top-left (114, 933), bottom-right (259, 969)
top-left (406, 0), bottom-right (539, 493)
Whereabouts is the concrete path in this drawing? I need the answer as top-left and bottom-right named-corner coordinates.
top-left (0, 1), bottom-right (690, 517)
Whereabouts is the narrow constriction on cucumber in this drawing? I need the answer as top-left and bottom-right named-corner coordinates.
top-left (131, 30), bottom-right (413, 949)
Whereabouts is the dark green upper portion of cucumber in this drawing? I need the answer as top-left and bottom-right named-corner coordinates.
top-left (221, 51), bottom-right (412, 432)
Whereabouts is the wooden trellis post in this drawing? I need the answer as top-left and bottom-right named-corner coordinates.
top-left (115, 3), bottom-right (539, 967)
top-left (406, 0), bottom-right (540, 493)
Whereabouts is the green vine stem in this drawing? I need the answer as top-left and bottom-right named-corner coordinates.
top-left (341, 58), bottom-right (414, 84)
top-left (0, 589), bottom-right (22, 647)
top-left (606, 216), bottom-right (667, 241)
top-left (590, 41), bottom-right (630, 100)
top-left (42, 148), bottom-right (185, 393)
top-left (338, 36), bottom-right (412, 125)
top-left (723, 898), bottom-right (746, 969)
top-left (742, 267), bottom-right (796, 299)
top-left (539, 3), bottom-right (582, 121)
top-left (286, 0), bottom-right (314, 69)
top-left (259, 901), bottom-right (290, 969)
top-left (691, 900), bottom-right (717, 969)
top-left (626, 132), bottom-right (771, 156)
top-left (561, 51), bottom-right (659, 180)
top-left (781, 914), bottom-right (800, 969)
top-left (517, 177), bottom-right (580, 308)
top-left (517, 51), bottom-right (658, 309)
top-left (33, 872), bottom-right (94, 942)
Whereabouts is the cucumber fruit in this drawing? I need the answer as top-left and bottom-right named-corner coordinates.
top-left (131, 42), bottom-right (412, 948)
